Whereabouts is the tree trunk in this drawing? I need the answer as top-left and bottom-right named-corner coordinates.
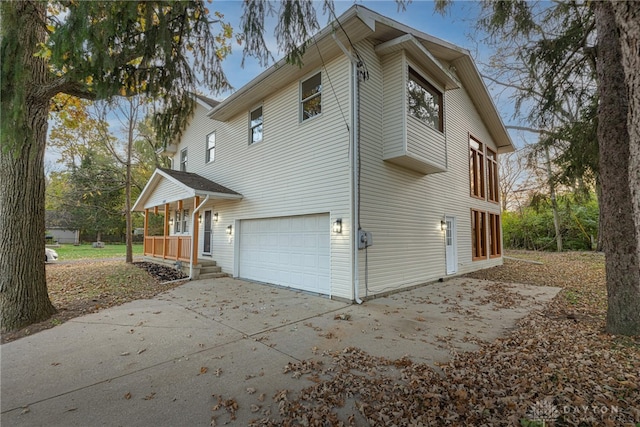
top-left (544, 146), bottom-right (563, 252)
top-left (595, 1), bottom-right (640, 336)
top-left (595, 179), bottom-right (604, 252)
top-left (0, 1), bottom-right (56, 332)
top-left (125, 102), bottom-right (135, 264)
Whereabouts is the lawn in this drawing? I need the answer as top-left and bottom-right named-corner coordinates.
top-left (51, 243), bottom-right (144, 260)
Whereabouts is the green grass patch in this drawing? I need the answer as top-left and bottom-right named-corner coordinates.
top-left (52, 243), bottom-right (143, 260)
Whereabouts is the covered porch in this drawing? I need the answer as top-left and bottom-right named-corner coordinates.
top-left (133, 168), bottom-right (243, 274)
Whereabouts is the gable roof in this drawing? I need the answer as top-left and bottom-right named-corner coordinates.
top-left (132, 168), bottom-right (242, 211)
top-left (194, 94), bottom-right (220, 109)
top-left (208, 5), bottom-right (514, 153)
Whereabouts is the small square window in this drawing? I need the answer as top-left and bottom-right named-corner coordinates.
top-left (180, 148), bottom-right (187, 172)
top-left (250, 107), bottom-right (263, 145)
top-left (206, 132), bottom-right (215, 163)
top-left (301, 72), bottom-right (321, 121)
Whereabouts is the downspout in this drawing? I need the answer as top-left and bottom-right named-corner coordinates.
top-left (333, 33), bottom-right (363, 304)
top-left (189, 195), bottom-right (210, 279)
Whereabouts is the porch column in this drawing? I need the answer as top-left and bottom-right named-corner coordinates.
top-left (192, 196), bottom-right (200, 266)
top-left (163, 203), bottom-right (169, 259)
top-left (143, 208), bottom-right (149, 238)
top-left (144, 209), bottom-right (149, 256)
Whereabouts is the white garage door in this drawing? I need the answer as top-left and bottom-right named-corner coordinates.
top-left (239, 214), bottom-right (330, 295)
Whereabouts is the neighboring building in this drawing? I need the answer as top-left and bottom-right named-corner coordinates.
top-left (45, 210), bottom-right (80, 245)
top-left (133, 6), bottom-right (513, 301)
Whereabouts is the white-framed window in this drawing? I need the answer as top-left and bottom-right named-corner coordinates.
top-left (182, 209), bottom-right (189, 233)
top-left (407, 67), bottom-right (443, 132)
top-left (174, 210), bottom-right (181, 233)
top-left (249, 106), bottom-right (263, 145)
top-left (206, 132), bottom-right (215, 163)
top-left (300, 72), bottom-right (322, 121)
top-left (180, 148), bottom-right (187, 172)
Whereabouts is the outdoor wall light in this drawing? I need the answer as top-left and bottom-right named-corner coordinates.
top-left (169, 217), bottom-right (174, 226)
top-left (441, 220), bottom-right (447, 231)
top-left (198, 214), bottom-right (202, 224)
top-left (226, 225), bottom-right (233, 235)
top-left (213, 212), bottom-right (219, 222)
top-left (333, 219), bottom-right (342, 233)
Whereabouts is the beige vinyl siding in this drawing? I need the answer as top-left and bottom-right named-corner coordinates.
top-left (357, 39), bottom-right (501, 297)
top-left (381, 51), bottom-right (405, 160)
top-left (144, 179), bottom-right (189, 209)
top-left (381, 52), bottom-right (447, 174)
top-left (171, 104), bottom-right (220, 176)
top-left (195, 56), bottom-right (353, 299)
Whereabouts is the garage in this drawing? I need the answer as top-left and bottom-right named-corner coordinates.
top-left (239, 213), bottom-right (331, 295)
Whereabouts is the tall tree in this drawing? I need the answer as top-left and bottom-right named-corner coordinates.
top-left (468, 0), bottom-right (639, 334)
top-left (595, 1), bottom-right (640, 336)
top-left (1, 1), bottom-right (233, 332)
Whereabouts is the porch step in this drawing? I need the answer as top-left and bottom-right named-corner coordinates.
top-left (199, 272), bottom-right (229, 280)
top-left (198, 260), bottom-right (218, 267)
top-left (200, 265), bottom-right (222, 275)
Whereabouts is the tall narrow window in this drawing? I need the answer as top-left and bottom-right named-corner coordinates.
top-left (250, 107), bottom-right (263, 144)
top-left (206, 132), bottom-right (215, 163)
top-left (301, 72), bottom-right (321, 121)
top-left (471, 209), bottom-right (487, 260)
top-left (407, 67), bottom-right (443, 132)
top-left (175, 210), bottom-right (181, 233)
top-left (489, 213), bottom-right (502, 257)
top-left (469, 136), bottom-right (485, 199)
top-left (182, 209), bottom-right (189, 233)
top-left (180, 148), bottom-right (187, 172)
top-left (487, 148), bottom-right (499, 203)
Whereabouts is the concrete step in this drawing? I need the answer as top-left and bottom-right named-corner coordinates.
top-left (200, 265), bottom-right (222, 274)
top-left (198, 260), bottom-right (218, 267)
top-left (199, 272), bottom-right (229, 280)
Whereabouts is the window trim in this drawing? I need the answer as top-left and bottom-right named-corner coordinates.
top-left (471, 209), bottom-right (487, 261)
top-left (249, 106), bottom-right (263, 145)
top-left (469, 135), bottom-right (486, 200)
top-left (407, 66), bottom-right (444, 132)
top-left (174, 210), bottom-right (181, 233)
top-left (180, 148), bottom-right (188, 172)
top-left (206, 132), bottom-right (216, 163)
top-left (487, 147), bottom-right (499, 204)
top-left (182, 209), bottom-right (189, 233)
top-left (300, 71), bottom-right (322, 122)
top-left (489, 213), bottom-right (502, 258)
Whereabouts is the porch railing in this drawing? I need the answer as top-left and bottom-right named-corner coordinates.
top-left (144, 236), bottom-right (191, 262)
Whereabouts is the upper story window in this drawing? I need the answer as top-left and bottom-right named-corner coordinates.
top-left (301, 72), bottom-right (322, 121)
top-left (250, 107), bottom-right (263, 144)
top-left (206, 132), bottom-right (215, 163)
top-left (487, 148), bottom-right (499, 203)
top-left (469, 136), bottom-right (485, 199)
top-left (180, 148), bottom-right (187, 172)
top-left (407, 67), bottom-right (443, 132)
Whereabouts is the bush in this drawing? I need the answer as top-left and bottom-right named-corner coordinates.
top-left (503, 192), bottom-right (599, 251)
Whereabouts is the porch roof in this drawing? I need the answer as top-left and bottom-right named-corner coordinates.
top-left (132, 168), bottom-right (243, 212)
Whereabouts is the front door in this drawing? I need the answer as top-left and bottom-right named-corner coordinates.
top-left (203, 210), bottom-right (212, 254)
top-left (445, 216), bottom-right (457, 274)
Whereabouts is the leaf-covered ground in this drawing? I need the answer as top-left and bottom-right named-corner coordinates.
top-left (0, 261), bottom-right (186, 343)
top-left (241, 251), bottom-right (640, 427)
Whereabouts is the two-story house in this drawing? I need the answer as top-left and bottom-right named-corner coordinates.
top-left (133, 5), bottom-right (514, 302)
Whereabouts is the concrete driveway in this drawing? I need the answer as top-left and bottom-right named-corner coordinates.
top-left (1, 277), bottom-right (559, 426)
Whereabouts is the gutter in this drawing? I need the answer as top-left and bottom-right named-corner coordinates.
top-left (189, 195), bottom-right (210, 280)
top-left (333, 33), bottom-right (363, 305)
